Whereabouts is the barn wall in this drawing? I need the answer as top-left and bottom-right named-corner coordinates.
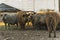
top-left (3, 0), bottom-right (33, 11)
top-left (1, 0), bottom-right (59, 12)
top-left (35, 0), bottom-right (59, 12)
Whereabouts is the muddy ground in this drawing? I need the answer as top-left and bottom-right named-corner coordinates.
top-left (0, 24), bottom-right (60, 40)
top-left (0, 30), bottom-right (60, 40)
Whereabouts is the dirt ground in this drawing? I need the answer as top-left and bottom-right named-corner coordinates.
top-left (0, 22), bottom-right (60, 40)
top-left (0, 30), bottom-right (60, 40)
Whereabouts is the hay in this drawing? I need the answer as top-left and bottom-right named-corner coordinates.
top-left (0, 22), bottom-right (5, 26)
